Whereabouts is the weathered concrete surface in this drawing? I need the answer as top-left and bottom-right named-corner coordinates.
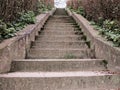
top-left (0, 8), bottom-right (120, 90)
top-left (27, 48), bottom-right (93, 59)
top-left (36, 35), bottom-right (85, 42)
top-left (11, 59), bottom-right (107, 72)
top-left (26, 12), bottom-right (94, 59)
top-left (0, 9), bottom-right (56, 73)
top-left (32, 41), bottom-right (88, 49)
top-left (66, 9), bottom-right (120, 71)
top-left (0, 72), bottom-right (120, 90)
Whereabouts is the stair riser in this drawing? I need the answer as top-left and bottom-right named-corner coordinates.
top-left (44, 27), bottom-right (77, 29)
top-left (36, 35), bottom-right (84, 42)
top-left (40, 32), bottom-right (82, 35)
top-left (48, 18), bottom-right (73, 20)
top-left (40, 30), bottom-right (79, 33)
top-left (32, 42), bottom-right (88, 49)
top-left (27, 49), bottom-right (93, 59)
top-left (49, 17), bottom-right (75, 19)
top-left (51, 16), bottom-right (71, 18)
top-left (48, 19), bottom-right (73, 21)
top-left (46, 21), bottom-right (74, 23)
top-left (11, 60), bottom-right (106, 72)
top-left (45, 24), bottom-right (77, 27)
top-left (44, 25), bottom-right (76, 27)
top-left (45, 22), bottom-right (75, 24)
top-left (0, 76), bottom-right (119, 90)
top-left (50, 16), bottom-right (71, 18)
top-left (42, 28), bottom-right (79, 31)
top-left (46, 21), bottom-right (77, 25)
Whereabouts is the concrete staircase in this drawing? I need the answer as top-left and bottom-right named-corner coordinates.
top-left (0, 9), bottom-right (120, 90)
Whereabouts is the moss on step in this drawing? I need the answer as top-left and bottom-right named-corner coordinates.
top-left (63, 54), bottom-right (77, 59)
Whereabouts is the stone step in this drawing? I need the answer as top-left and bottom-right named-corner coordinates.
top-left (51, 15), bottom-right (71, 18)
top-left (49, 17), bottom-right (72, 19)
top-left (42, 27), bottom-right (79, 31)
top-left (27, 48), bottom-right (94, 59)
top-left (32, 41), bottom-right (88, 49)
top-left (42, 29), bottom-right (79, 32)
top-left (36, 35), bottom-right (86, 42)
top-left (48, 20), bottom-right (75, 22)
top-left (41, 29), bottom-right (80, 32)
top-left (43, 27), bottom-right (79, 30)
top-left (49, 20), bottom-right (75, 24)
top-left (0, 71), bottom-right (119, 90)
top-left (44, 26), bottom-right (79, 29)
top-left (40, 31), bottom-right (83, 36)
top-left (46, 22), bottom-right (76, 25)
top-left (48, 17), bottom-right (72, 19)
top-left (47, 25), bottom-right (78, 28)
top-left (11, 59), bottom-right (107, 72)
top-left (44, 24), bottom-right (76, 27)
top-left (48, 20), bottom-right (73, 22)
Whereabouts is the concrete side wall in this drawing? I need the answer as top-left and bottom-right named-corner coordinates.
top-left (66, 9), bottom-right (120, 71)
top-left (0, 9), bottom-right (56, 74)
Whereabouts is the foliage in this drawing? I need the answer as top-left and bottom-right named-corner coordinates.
top-left (80, 0), bottom-right (120, 22)
top-left (35, 1), bottom-right (52, 15)
top-left (91, 20), bottom-right (120, 47)
top-left (0, 0), bottom-right (38, 22)
top-left (0, 11), bottom-right (36, 42)
top-left (0, 20), bottom-right (16, 41)
top-left (18, 11), bottom-right (36, 24)
top-left (0, 0), bottom-right (53, 42)
top-left (67, 0), bottom-right (120, 47)
top-left (76, 7), bottom-right (86, 17)
top-left (0, 0), bottom-right (53, 22)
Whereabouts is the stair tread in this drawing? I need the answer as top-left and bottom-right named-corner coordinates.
top-left (11, 59), bottom-right (106, 72)
top-left (13, 59), bottom-right (103, 62)
top-left (38, 34), bottom-right (81, 36)
top-left (31, 48), bottom-right (91, 51)
top-left (35, 40), bottom-right (88, 43)
top-left (0, 71), bottom-right (117, 78)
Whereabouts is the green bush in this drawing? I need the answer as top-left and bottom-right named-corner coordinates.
top-left (18, 11), bottom-right (36, 24)
top-left (91, 20), bottom-right (120, 47)
top-left (0, 20), bottom-right (16, 41)
top-left (76, 7), bottom-right (86, 17)
top-left (35, 1), bottom-right (52, 15)
top-left (0, 11), bottom-right (36, 42)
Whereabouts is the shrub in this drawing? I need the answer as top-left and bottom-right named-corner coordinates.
top-left (91, 20), bottom-right (120, 47)
top-left (67, 0), bottom-right (120, 47)
top-left (0, 11), bottom-right (36, 42)
top-left (0, 0), bottom-right (54, 22)
top-left (18, 11), bottom-right (36, 24)
top-left (80, 0), bottom-right (120, 21)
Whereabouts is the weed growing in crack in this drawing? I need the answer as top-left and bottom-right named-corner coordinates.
top-left (64, 54), bottom-right (77, 59)
top-left (100, 60), bottom-right (108, 69)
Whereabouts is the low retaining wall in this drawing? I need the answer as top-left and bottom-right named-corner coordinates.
top-left (0, 8), bottom-right (56, 73)
top-left (66, 9), bottom-right (120, 71)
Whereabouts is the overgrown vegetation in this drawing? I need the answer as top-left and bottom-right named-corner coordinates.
top-left (69, 6), bottom-right (86, 17)
top-left (0, 0), bottom-right (53, 42)
top-left (100, 60), bottom-right (108, 69)
top-left (67, 0), bottom-right (120, 47)
top-left (91, 20), bottom-right (120, 47)
top-left (35, 1), bottom-right (52, 15)
top-left (0, 11), bottom-right (36, 42)
top-left (64, 54), bottom-right (77, 59)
